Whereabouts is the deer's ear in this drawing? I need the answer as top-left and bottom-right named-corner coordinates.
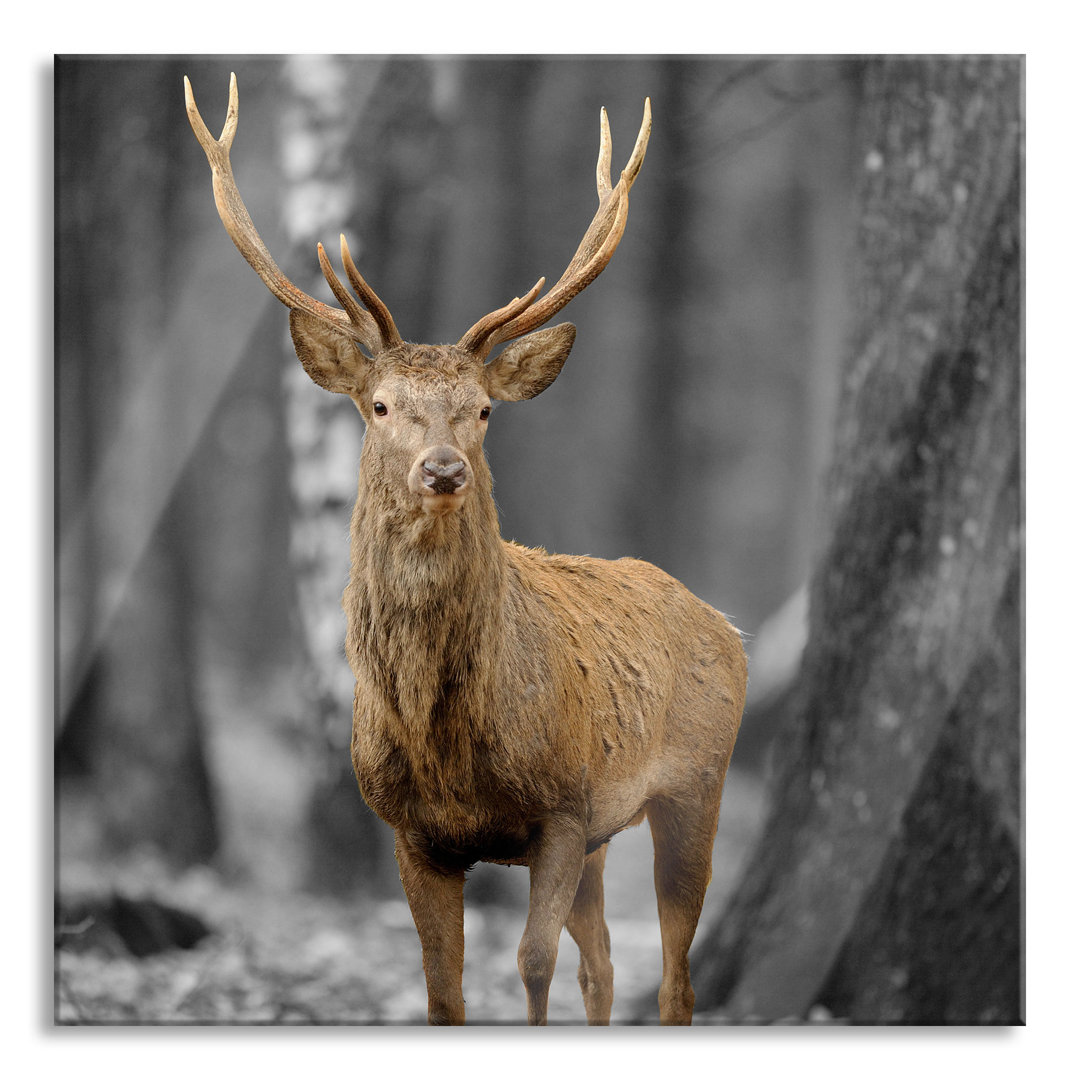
top-left (482, 323), bottom-right (577, 402)
top-left (289, 310), bottom-right (372, 396)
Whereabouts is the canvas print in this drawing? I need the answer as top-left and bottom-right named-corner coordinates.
top-left (55, 54), bottom-right (1022, 1025)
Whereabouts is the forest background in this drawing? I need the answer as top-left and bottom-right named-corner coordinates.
top-left (23, 27), bottom-right (1062, 1071)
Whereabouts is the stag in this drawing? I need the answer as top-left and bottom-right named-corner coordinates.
top-left (186, 73), bottom-right (747, 1026)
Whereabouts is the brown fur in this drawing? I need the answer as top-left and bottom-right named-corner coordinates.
top-left (324, 334), bottom-right (747, 1024)
top-left (183, 77), bottom-right (741, 1023)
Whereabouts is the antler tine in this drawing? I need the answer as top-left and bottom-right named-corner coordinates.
top-left (456, 278), bottom-right (546, 355)
top-left (621, 96), bottom-right (651, 188)
top-left (317, 241), bottom-right (372, 329)
top-left (462, 98), bottom-right (651, 360)
top-left (185, 70), bottom-right (239, 154)
top-left (340, 234), bottom-right (402, 348)
top-left (596, 107), bottom-right (613, 200)
top-left (185, 74), bottom-right (391, 357)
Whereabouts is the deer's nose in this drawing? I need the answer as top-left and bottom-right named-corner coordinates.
top-left (421, 451), bottom-right (467, 494)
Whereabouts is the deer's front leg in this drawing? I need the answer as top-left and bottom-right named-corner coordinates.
top-left (394, 830), bottom-right (466, 1025)
top-left (519, 817), bottom-right (587, 1025)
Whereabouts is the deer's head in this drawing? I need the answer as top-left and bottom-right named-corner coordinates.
top-left (185, 74), bottom-right (650, 519)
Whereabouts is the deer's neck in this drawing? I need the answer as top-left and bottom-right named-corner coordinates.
top-left (344, 465), bottom-right (506, 735)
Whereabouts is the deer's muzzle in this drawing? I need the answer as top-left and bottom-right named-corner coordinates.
top-left (423, 457), bottom-right (467, 494)
top-left (409, 446), bottom-right (472, 509)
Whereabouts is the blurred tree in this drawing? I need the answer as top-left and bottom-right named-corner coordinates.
top-left (277, 57), bottom-right (528, 899)
top-left (56, 59), bottom-right (219, 865)
top-left (692, 56), bottom-right (1022, 1023)
top-left (275, 56), bottom-right (399, 895)
top-left (54, 55), bottom-right (867, 914)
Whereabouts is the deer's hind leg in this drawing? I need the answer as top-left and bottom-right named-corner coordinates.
top-left (564, 844), bottom-right (614, 1024)
top-left (646, 787), bottom-right (724, 1025)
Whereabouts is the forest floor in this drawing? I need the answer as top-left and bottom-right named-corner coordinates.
top-left (56, 768), bottom-right (771, 1026)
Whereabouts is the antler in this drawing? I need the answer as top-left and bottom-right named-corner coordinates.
top-left (458, 98), bottom-right (652, 360)
top-left (184, 73), bottom-right (400, 357)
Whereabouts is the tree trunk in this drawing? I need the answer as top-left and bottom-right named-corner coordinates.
top-left (692, 56), bottom-right (1022, 1024)
top-left (56, 59), bottom-right (219, 865)
top-left (279, 57), bottom-right (485, 895)
top-left (273, 56), bottom-right (392, 894)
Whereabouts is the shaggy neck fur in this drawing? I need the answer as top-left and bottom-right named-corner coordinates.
top-left (345, 443), bottom-right (507, 806)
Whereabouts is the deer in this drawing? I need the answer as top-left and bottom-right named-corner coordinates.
top-left (185, 72), bottom-right (747, 1026)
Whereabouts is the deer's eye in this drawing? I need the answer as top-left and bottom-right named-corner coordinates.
top-left (479, 406), bottom-right (491, 421)
top-left (373, 401), bottom-right (388, 417)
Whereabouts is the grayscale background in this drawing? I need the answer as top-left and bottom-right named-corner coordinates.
top-left (54, 55), bottom-right (1021, 1025)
